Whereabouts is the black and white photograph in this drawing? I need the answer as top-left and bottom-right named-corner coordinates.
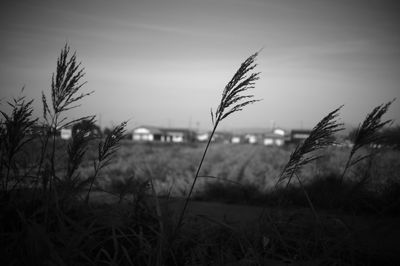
top-left (1, 0), bottom-right (400, 265)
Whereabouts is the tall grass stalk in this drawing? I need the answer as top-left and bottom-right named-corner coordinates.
top-left (58, 116), bottom-right (96, 201)
top-left (340, 99), bottom-right (395, 184)
top-left (85, 121), bottom-right (127, 203)
top-left (0, 91), bottom-right (37, 193)
top-left (174, 52), bottom-right (261, 236)
top-left (276, 106), bottom-right (343, 225)
top-left (38, 44), bottom-right (93, 191)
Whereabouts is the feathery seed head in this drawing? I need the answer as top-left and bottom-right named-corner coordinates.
top-left (278, 106), bottom-right (344, 185)
top-left (98, 121), bottom-right (127, 167)
top-left (43, 44), bottom-right (93, 122)
top-left (213, 52), bottom-right (261, 124)
top-left (352, 99), bottom-right (395, 152)
top-left (0, 94), bottom-right (37, 157)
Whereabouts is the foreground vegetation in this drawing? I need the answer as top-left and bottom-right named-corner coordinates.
top-left (1, 45), bottom-right (400, 265)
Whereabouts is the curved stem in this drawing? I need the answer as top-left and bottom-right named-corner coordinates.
top-left (174, 120), bottom-right (219, 234)
top-left (340, 149), bottom-right (355, 184)
top-left (85, 162), bottom-right (100, 204)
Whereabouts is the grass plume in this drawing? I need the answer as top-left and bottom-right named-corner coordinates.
top-left (340, 99), bottom-right (395, 183)
top-left (212, 52), bottom-right (261, 125)
top-left (65, 117), bottom-right (96, 181)
top-left (44, 44), bottom-right (92, 121)
top-left (274, 106), bottom-right (343, 228)
top-left (85, 121), bottom-right (127, 203)
top-left (277, 106), bottom-right (344, 187)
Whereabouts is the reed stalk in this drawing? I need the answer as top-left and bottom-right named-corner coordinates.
top-left (174, 51), bottom-right (261, 236)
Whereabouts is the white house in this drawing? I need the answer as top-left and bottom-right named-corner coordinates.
top-left (273, 128), bottom-right (285, 136)
top-left (132, 126), bottom-right (195, 143)
top-left (61, 128), bottom-right (72, 140)
top-left (132, 126), bottom-right (164, 141)
top-left (231, 136), bottom-right (241, 144)
top-left (196, 132), bottom-right (209, 142)
top-left (262, 128), bottom-right (286, 146)
top-left (290, 129), bottom-right (312, 144)
top-left (263, 132), bottom-right (285, 146)
top-left (244, 134), bottom-right (258, 144)
top-left (164, 129), bottom-right (189, 143)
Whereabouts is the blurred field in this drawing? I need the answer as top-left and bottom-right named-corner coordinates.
top-left (83, 141), bottom-right (400, 205)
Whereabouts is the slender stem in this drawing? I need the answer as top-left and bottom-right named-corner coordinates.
top-left (285, 169), bottom-right (295, 189)
top-left (36, 129), bottom-right (51, 185)
top-left (47, 115), bottom-right (58, 201)
top-left (295, 172), bottom-right (320, 224)
top-left (294, 173), bottom-right (329, 255)
top-left (174, 120), bottom-right (219, 233)
top-left (31, 125), bottom-right (51, 204)
top-left (339, 159), bottom-right (350, 185)
top-left (85, 163), bottom-right (100, 204)
top-left (340, 149), bottom-right (355, 184)
top-left (50, 117), bottom-right (58, 181)
top-left (0, 148), bottom-right (4, 190)
top-left (4, 159), bottom-right (11, 192)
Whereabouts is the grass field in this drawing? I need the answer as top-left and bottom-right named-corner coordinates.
top-left (89, 141), bottom-right (400, 213)
top-left (2, 45), bottom-right (400, 265)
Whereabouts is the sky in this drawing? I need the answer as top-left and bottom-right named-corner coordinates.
top-left (1, 0), bottom-right (400, 131)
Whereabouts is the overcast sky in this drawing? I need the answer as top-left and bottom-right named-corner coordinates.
top-left (1, 0), bottom-right (399, 131)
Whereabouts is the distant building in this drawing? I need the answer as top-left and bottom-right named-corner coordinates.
top-left (263, 132), bottom-right (285, 146)
top-left (61, 128), bottom-right (72, 140)
top-left (231, 135), bottom-right (242, 144)
top-left (132, 126), bottom-right (195, 143)
top-left (196, 132), bottom-right (210, 142)
top-left (244, 134), bottom-right (258, 144)
top-left (290, 129), bottom-right (312, 144)
top-left (163, 128), bottom-right (195, 143)
top-left (196, 131), bottom-right (231, 143)
top-left (273, 128), bottom-right (285, 136)
top-left (213, 132), bottom-right (232, 143)
top-left (132, 126), bottom-right (164, 141)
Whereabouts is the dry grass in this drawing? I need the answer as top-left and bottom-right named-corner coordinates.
top-left (277, 106), bottom-right (344, 188)
top-left (1, 44), bottom-right (399, 265)
top-left (340, 100), bottom-right (395, 183)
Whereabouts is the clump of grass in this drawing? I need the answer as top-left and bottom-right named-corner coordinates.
top-left (65, 117), bottom-right (96, 180)
top-left (39, 44), bottom-right (94, 192)
top-left (58, 117), bottom-right (96, 201)
top-left (175, 51), bottom-right (261, 234)
top-left (0, 45), bottom-right (138, 265)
